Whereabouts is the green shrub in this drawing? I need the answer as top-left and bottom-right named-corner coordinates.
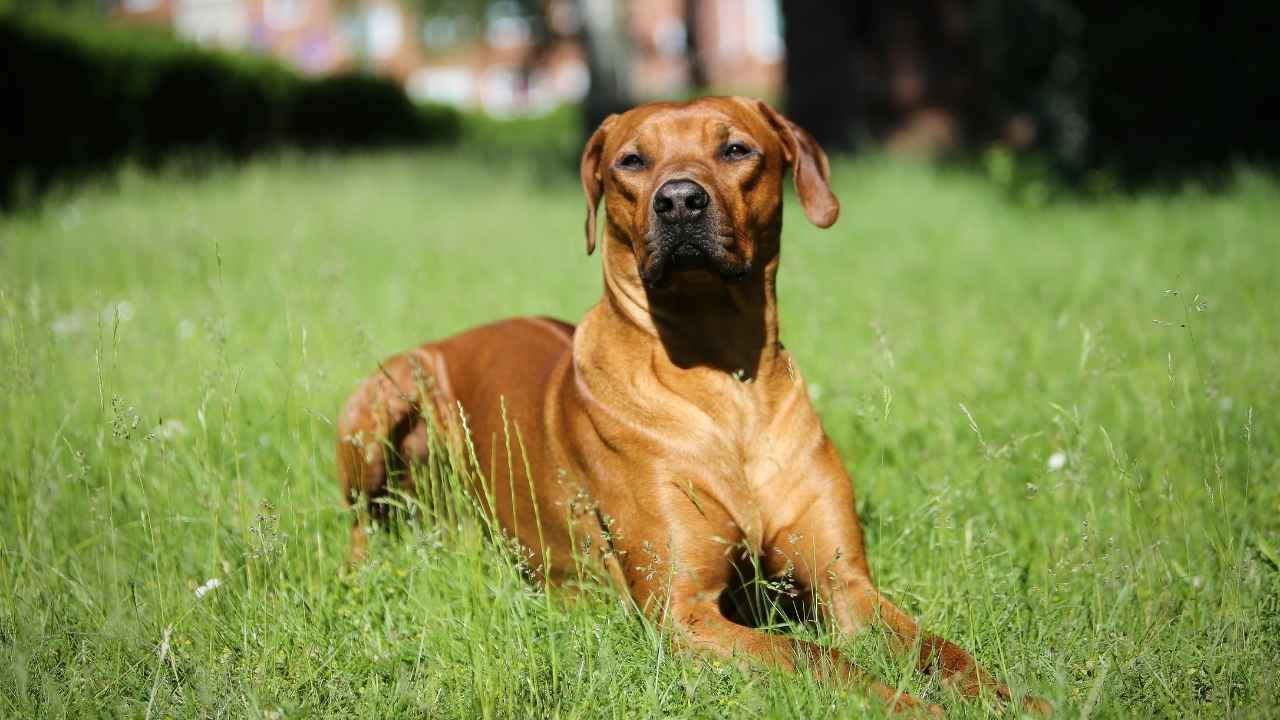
top-left (0, 12), bottom-right (460, 208)
top-left (291, 74), bottom-right (459, 148)
top-left (975, 0), bottom-right (1280, 185)
top-left (459, 104), bottom-right (582, 175)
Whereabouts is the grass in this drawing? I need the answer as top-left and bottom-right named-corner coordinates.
top-left (1, 149), bottom-right (1278, 718)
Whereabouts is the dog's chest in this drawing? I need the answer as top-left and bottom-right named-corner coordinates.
top-left (696, 372), bottom-right (810, 552)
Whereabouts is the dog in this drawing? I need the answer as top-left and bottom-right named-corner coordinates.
top-left (336, 96), bottom-right (1050, 716)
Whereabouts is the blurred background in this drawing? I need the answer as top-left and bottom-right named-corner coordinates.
top-left (3, 0), bottom-right (1279, 207)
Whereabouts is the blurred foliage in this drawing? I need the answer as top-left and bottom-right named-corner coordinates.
top-left (781, 0), bottom-right (1279, 189)
top-left (406, 0), bottom-right (502, 18)
top-left (975, 0), bottom-right (1280, 186)
top-left (1, 11), bottom-right (461, 209)
top-left (0, 0), bottom-right (101, 16)
top-left (402, 0), bottom-right (543, 45)
top-left (404, 0), bottom-right (539, 21)
top-left (459, 104), bottom-right (582, 179)
top-left (293, 75), bottom-right (461, 148)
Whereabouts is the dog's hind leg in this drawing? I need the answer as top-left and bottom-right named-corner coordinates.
top-left (336, 349), bottom-right (443, 567)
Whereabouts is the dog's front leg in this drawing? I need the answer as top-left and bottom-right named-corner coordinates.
top-left (613, 483), bottom-right (940, 717)
top-left (669, 596), bottom-right (940, 716)
top-left (769, 439), bottom-right (1052, 716)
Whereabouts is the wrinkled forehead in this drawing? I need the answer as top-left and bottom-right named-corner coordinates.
top-left (609, 99), bottom-right (772, 154)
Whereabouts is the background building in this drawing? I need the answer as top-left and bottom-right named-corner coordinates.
top-left (113, 0), bottom-right (786, 116)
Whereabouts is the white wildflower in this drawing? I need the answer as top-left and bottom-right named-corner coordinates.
top-left (194, 577), bottom-right (222, 599)
top-left (103, 300), bottom-right (135, 324)
top-left (158, 419), bottom-right (188, 440)
top-left (51, 313), bottom-right (83, 337)
top-left (1047, 451), bottom-right (1067, 472)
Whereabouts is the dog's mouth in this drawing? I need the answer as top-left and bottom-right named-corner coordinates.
top-left (642, 229), bottom-right (750, 288)
top-left (669, 241), bottom-right (710, 272)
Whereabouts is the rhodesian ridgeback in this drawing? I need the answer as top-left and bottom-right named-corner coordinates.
top-left (337, 96), bottom-right (1049, 716)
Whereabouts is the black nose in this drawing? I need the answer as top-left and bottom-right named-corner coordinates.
top-left (653, 180), bottom-right (709, 223)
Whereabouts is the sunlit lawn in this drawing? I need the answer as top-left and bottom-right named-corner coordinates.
top-left (2, 149), bottom-right (1278, 718)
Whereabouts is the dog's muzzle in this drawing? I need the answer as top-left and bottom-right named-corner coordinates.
top-left (642, 179), bottom-right (748, 287)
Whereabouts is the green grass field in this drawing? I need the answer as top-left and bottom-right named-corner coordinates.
top-left (2, 150), bottom-right (1278, 718)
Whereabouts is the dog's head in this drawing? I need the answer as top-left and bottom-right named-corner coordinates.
top-left (580, 97), bottom-right (838, 289)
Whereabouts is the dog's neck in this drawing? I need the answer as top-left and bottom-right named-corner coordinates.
top-left (600, 230), bottom-right (782, 379)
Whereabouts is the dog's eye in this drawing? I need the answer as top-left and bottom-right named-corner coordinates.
top-left (617, 153), bottom-right (646, 170)
top-left (722, 143), bottom-right (753, 160)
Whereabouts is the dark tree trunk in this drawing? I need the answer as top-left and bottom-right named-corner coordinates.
top-left (778, 0), bottom-right (862, 151)
top-left (578, 0), bottom-right (633, 134)
top-left (684, 0), bottom-right (708, 90)
top-left (779, 0), bottom-right (988, 153)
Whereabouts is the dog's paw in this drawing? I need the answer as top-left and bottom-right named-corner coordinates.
top-left (884, 692), bottom-right (944, 718)
top-left (1019, 693), bottom-right (1052, 717)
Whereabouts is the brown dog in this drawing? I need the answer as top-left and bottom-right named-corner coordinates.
top-left (337, 97), bottom-right (1049, 716)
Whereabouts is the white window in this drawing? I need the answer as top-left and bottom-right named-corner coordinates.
top-left (123, 0), bottom-right (162, 13)
top-left (264, 0), bottom-right (306, 31)
top-left (174, 0), bottom-right (249, 48)
top-left (481, 65), bottom-right (520, 116)
top-left (747, 0), bottom-right (783, 62)
top-left (422, 17), bottom-right (459, 49)
top-left (408, 66), bottom-right (475, 106)
top-left (654, 16), bottom-right (686, 57)
top-left (366, 5), bottom-right (403, 60)
top-left (555, 58), bottom-right (590, 102)
top-left (715, 0), bottom-right (743, 61)
top-left (486, 1), bottom-right (530, 49)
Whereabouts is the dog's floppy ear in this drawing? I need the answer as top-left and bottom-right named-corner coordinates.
top-left (580, 114), bottom-right (617, 255)
top-left (757, 101), bottom-right (839, 228)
